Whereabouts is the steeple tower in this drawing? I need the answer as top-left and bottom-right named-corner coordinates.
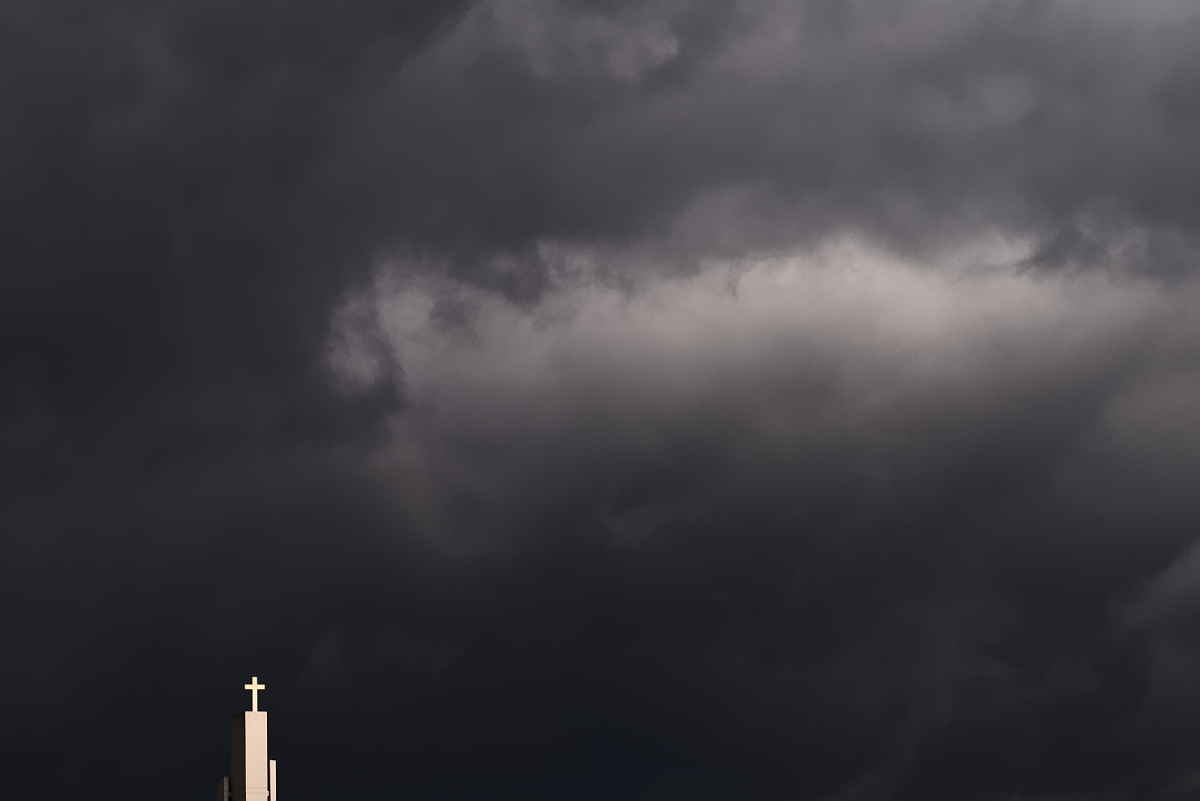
top-left (219, 677), bottom-right (277, 801)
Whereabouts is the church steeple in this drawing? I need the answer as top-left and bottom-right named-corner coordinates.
top-left (220, 677), bottom-right (277, 801)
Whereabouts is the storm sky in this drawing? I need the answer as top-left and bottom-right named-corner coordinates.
top-left (4, 1), bottom-right (1200, 799)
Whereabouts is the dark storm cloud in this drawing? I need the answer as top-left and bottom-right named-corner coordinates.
top-left (4, 2), bottom-right (1200, 800)
top-left (310, 0), bottom-right (1200, 272)
top-left (342, 254), bottom-right (1186, 798)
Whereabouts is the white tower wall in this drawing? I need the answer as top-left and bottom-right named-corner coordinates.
top-left (231, 711), bottom-right (270, 801)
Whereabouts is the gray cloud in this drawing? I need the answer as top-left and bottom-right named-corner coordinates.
top-left (305, 0), bottom-right (1200, 272)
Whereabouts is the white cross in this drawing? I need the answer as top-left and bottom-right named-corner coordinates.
top-left (244, 677), bottom-right (265, 712)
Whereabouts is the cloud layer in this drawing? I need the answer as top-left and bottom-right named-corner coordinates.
top-left (4, 2), bottom-right (1200, 799)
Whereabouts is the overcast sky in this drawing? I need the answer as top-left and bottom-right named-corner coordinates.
top-left (5, 1), bottom-right (1200, 799)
